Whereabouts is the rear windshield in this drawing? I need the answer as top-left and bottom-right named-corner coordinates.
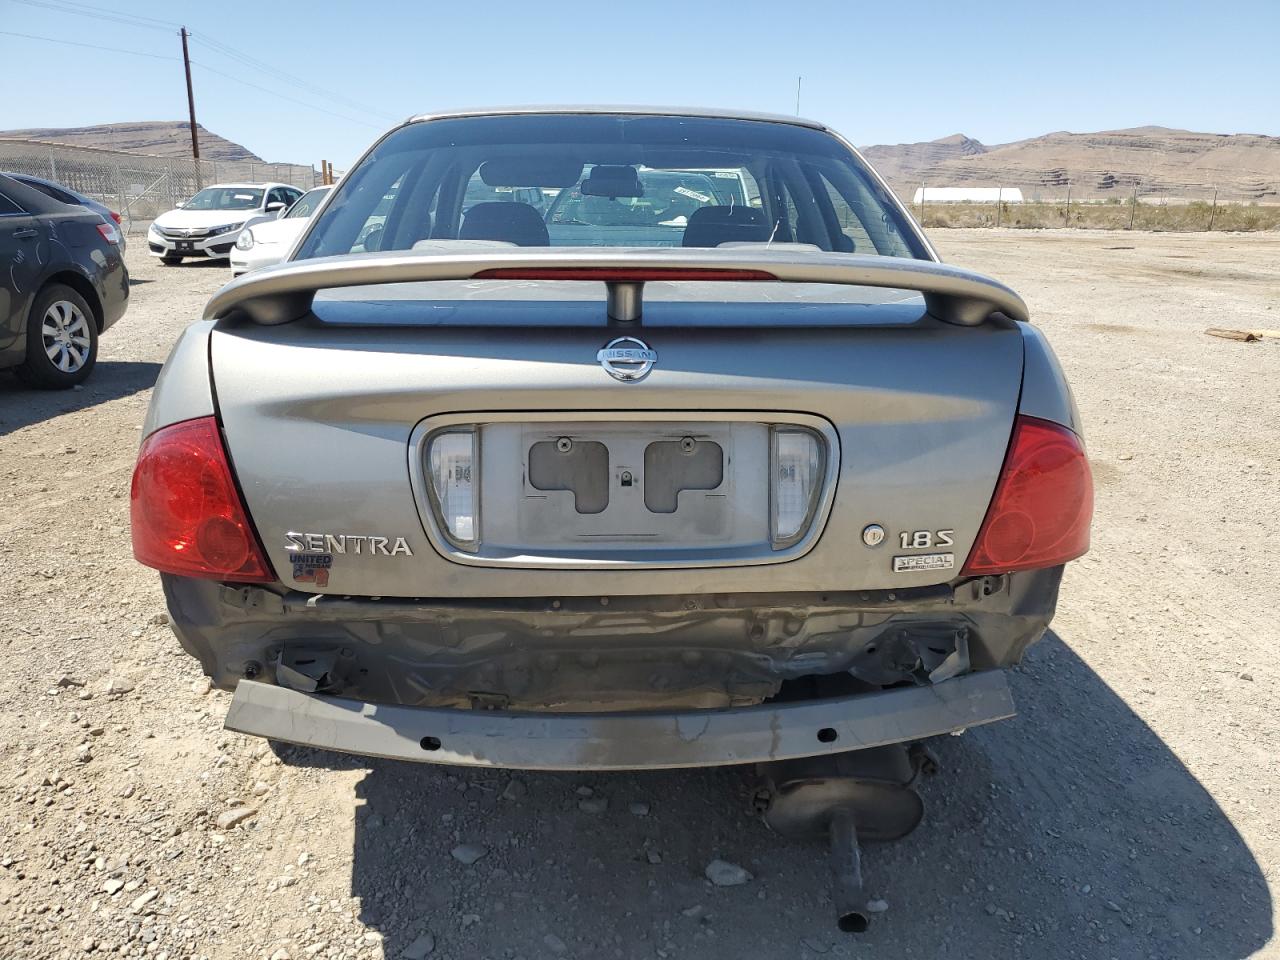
top-left (295, 114), bottom-right (926, 259)
top-left (284, 187), bottom-right (330, 219)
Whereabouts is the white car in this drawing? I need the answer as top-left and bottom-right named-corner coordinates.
top-left (147, 182), bottom-right (304, 264)
top-left (230, 185), bottom-right (332, 277)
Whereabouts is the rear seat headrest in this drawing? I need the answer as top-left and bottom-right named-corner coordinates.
top-left (460, 202), bottom-right (549, 246)
top-left (681, 206), bottom-right (769, 247)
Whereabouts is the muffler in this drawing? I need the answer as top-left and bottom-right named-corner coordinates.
top-left (755, 744), bottom-right (931, 932)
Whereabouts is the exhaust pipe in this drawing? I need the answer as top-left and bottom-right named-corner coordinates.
top-left (757, 746), bottom-right (929, 934)
top-left (829, 809), bottom-right (869, 933)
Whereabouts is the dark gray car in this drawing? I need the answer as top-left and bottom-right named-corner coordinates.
top-left (5, 172), bottom-right (126, 254)
top-left (0, 173), bottom-right (129, 387)
top-left (130, 108), bottom-right (1091, 930)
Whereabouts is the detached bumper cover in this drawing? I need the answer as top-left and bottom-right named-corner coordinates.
top-left (224, 670), bottom-right (1015, 771)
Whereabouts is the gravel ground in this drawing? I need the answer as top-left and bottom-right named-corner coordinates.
top-left (1, 232), bottom-right (1277, 960)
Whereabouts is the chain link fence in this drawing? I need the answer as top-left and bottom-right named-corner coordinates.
top-left (0, 138), bottom-right (320, 234)
top-left (900, 181), bottom-right (1280, 232)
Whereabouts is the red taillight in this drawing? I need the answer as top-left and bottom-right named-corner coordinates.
top-left (109, 211), bottom-right (122, 224)
top-left (130, 417), bottom-right (274, 582)
top-left (96, 221), bottom-right (120, 245)
top-left (962, 416), bottom-right (1093, 576)
top-left (472, 267), bottom-right (777, 282)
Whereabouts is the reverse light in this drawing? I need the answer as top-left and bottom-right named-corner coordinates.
top-left (427, 429), bottom-right (478, 546)
top-left (130, 417), bottom-right (274, 582)
top-left (962, 416), bottom-right (1093, 575)
top-left (96, 221), bottom-right (120, 245)
top-left (771, 427), bottom-right (823, 547)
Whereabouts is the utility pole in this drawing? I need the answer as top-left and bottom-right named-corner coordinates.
top-left (180, 28), bottom-right (200, 167)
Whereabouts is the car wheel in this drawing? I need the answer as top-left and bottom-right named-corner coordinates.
top-left (14, 284), bottom-right (99, 389)
top-left (160, 255), bottom-right (183, 265)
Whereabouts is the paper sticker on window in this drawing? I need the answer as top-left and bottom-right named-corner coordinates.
top-left (674, 186), bottom-right (711, 203)
top-left (233, 193), bottom-right (255, 200)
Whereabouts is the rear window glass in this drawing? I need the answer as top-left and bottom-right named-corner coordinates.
top-left (185, 187), bottom-right (264, 211)
top-left (284, 187), bottom-right (330, 219)
top-left (296, 114), bottom-right (924, 259)
top-left (17, 178), bottom-right (76, 205)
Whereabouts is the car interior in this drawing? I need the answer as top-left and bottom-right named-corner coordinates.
top-left (299, 131), bottom-right (922, 262)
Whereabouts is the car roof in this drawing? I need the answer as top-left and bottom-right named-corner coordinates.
top-left (4, 171), bottom-right (55, 186)
top-left (0, 172), bottom-right (88, 215)
top-left (406, 105), bottom-right (829, 131)
top-left (5, 171), bottom-right (95, 199)
top-left (200, 182), bottom-right (299, 190)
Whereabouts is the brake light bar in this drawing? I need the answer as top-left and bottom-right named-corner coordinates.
top-left (473, 267), bottom-right (777, 282)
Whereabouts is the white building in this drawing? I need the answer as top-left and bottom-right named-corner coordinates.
top-left (911, 187), bottom-right (1025, 203)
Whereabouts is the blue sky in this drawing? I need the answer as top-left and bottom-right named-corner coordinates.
top-left (2, 0), bottom-right (1277, 167)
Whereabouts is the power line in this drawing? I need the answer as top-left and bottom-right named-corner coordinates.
top-left (0, 29), bottom-right (180, 61)
top-left (8, 0), bottom-right (397, 123)
top-left (8, 0), bottom-right (179, 32)
top-left (190, 33), bottom-right (398, 121)
top-left (190, 61), bottom-right (384, 130)
top-left (2, 30), bottom-right (382, 133)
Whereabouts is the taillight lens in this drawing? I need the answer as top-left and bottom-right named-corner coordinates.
top-left (771, 426), bottom-right (824, 547)
top-left (96, 221), bottom-right (120, 245)
top-left (130, 417), bottom-right (274, 582)
top-left (962, 416), bottom-right (1093, 575)
top-left (109, 211), bottom-right (122, 224)
top-left (426, 428), bottom-right (478, 546)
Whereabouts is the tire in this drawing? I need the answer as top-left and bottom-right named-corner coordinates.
top-left (160, 255), bottom-right (183, 266)
top-left (14, 284), bottom-right (99, 389)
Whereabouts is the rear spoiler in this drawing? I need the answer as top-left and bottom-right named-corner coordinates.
top-left (203, 248), bottom-right (1028, 327)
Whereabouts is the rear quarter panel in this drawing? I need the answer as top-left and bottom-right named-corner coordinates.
top-left (143, 321), bottom-right (216, 438)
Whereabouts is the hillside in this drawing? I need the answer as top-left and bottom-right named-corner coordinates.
top-left (860, 134), bottom-right (989, 188)
top-left (0, 121), bottom-right (263, 162)
top-left (862, 126), bottom-right (1280, 201)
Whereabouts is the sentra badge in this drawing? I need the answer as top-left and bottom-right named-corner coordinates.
top-left (285, 532), bottom-right (413, 557)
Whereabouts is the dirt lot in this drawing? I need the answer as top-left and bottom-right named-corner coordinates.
top-left (1, 231), bottom-right (1277, 960)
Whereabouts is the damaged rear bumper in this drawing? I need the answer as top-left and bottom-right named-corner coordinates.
top-left (223, 670), bottom-right (1015, 770)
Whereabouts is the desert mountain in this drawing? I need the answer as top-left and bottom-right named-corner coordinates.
top-left (0, 121), bottom-right (264, 162)
top-left (862, 126), bottom-right (1280, 201)
top-left (860, 134), bottom-right (988, 188)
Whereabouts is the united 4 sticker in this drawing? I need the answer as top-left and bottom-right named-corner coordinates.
top-left (292, 552), bottom-right (332, 587)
